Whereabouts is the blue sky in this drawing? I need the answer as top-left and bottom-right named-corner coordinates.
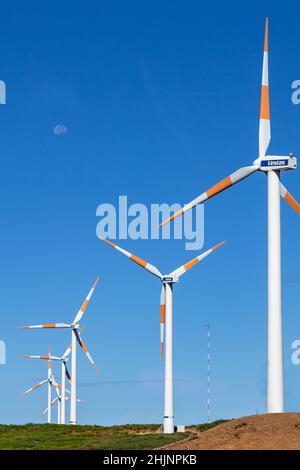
top-left (1, 0), bottom-right (300, 425)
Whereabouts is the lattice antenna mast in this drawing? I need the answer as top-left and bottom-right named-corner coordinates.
top-left (207, 324), bottom-right (211, 423)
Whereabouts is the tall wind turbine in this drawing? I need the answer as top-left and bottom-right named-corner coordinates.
top-left (101, 238), bottom-right (225, 433)
top-left (160, 19), bottom-right (300, 413)
top-left (19, 278), bottom-right (100, 424)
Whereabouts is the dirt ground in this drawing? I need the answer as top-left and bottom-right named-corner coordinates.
top-left (163, 413), bottom-right (300, 450)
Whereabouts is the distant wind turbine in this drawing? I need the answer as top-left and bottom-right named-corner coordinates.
top-left (22, 345), bottom-right (72, 424)
top-left (19, 278), bottom-right (100, 424)
top-left (22, 346), bottom-right (59, 423)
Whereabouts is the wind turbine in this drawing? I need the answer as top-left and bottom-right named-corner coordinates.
top-left (22, 346), bottom-right (72, 424)
top-left (160, 19), bottom-right (300, 413)
top-left (101, 238), bottom-right (225, 433)
top-left (22, 347), bottom-right (59, 423)
top-left (42, 395), bottom-right (86, 424)
top-left (19, 277), bottom-right (100, 424)
top-left (47, 372), bottom-right (86, 424)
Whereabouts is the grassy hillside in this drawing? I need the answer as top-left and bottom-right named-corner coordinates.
top-left (164, 414), bottom-right (300, 450)
top-left (0, 423), bottom-right (189, 450)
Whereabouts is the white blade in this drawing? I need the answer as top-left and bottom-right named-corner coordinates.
top-left (65, 397), bottom-right (86, 403)
top-left (62, 343), bottom-right (72, 359)
top-left (50, 373), bottom-right (61, 398)
top-left (74, 329), bottom-right (99, 373)
top-left (65, 364), bottom-right (72, 383)
top-left (101, 238), bottom-right (162, 279)
top-left (73, 277), bottom-right (100, 325)
top-left (62, 324), bottom-right (85, 363)
top-left (23, 379), bottom-right (48, 395)
top-left (160, 166), bottom-right (258, 226)
top-left (259, 18), bottom-right (271, 159)
top-left (280, 183), bottom-right (300, 216)
top-left (42, 397), bottom-right (59, 415)
top-left (18, 323), bottom-right (71, 329)
top-left (170, 241), bottom-right (226, 278)
top-left (22, 355), bottom-right (62, 361)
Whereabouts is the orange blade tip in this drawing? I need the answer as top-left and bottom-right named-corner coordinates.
top-left (212, 240), bottom-right (226, 251)
top-left (100, 238), bottom-right (116, 248)
top-left (264, 18), bottom-right (268, 52)
top-left (159, 209), bottom-right (183, 228)
top-left (159, 217), bottom-right (172, 228)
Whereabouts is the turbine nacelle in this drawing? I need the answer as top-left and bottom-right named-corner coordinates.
top-left (255, 154), bottom-right (297, 171)
top-left (162, 275), bottom-right (179, 284)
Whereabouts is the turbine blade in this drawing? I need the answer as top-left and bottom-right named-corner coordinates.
top-left (65, 397), bottom-right (86, 403)
top-left (160, 166), bottom-right (258, 227)
top-left (62, 343), bottom-right (72, 359)
top-left (259, 18), bottom-right (271, 158)
top-left (280, 183), bottom-right (300, 216)
top-left (74, 330), bottom-right (100, 374)
top-left (24, 379), bottom-right (48, 395)
top-left (65, 364), bottom-right (72, 383)
top-left (42, 397), bottom-right (58, 415)
top-left (170, 241), bottom-right (226, 278)
top-left (63, 325), bottom-right (85, 359)
top-left (160, 286), bottom-right (166, 360)
top-left (101, 238), bottom-right (162, 278)
top-left (73, 277), bottom-right (100, 325)
top-left (51, 373), bottom-right (61, 398)
top-left (22, 355), bottom-right (61, 361)
top-left (18, 323), bottom-right (71, 329)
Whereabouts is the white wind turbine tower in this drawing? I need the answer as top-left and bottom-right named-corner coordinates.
top-left (22, 347), bottom-right (59, 423)
top-left (19, 278), bottom-right (100, 424)
top-left (22, 345), bottom-right (72, 424)
top-left (101, 238), bottom-right (225, 433)
top-left (160, 19), bottom-right (300, 413)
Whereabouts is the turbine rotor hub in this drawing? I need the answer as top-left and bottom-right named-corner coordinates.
top-left (162, 275), bottom-right (179, 284)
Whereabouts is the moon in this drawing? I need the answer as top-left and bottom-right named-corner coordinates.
top-left (53, 124), bottom-right (68, 135)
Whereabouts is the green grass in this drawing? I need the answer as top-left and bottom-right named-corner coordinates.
top-left (196, 419), bottom-right (229, 432)
top-left (0, 420), bottom-right (226, 450)
top-left (0, 424), bottom-right (189, 450)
